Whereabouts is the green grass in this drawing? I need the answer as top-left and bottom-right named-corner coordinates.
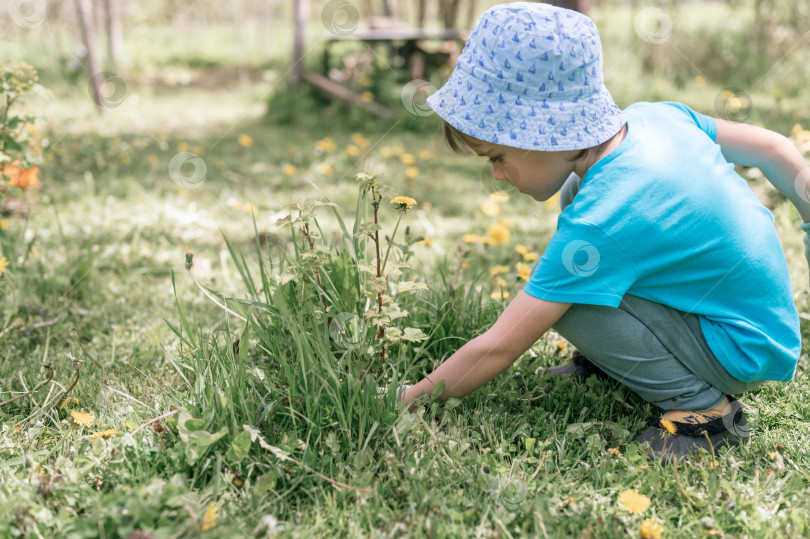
top-left (2, 1), bottom-right (810, 537)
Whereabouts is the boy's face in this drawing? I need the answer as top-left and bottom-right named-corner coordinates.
top-left (464, 136), bottom-right (583, 202)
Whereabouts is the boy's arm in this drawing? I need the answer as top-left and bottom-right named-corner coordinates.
top-left (401, 292), bottom-right (571, 407)
top-left (714, 118), bottom-right (810, 221)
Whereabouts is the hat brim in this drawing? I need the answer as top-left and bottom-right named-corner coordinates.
top-left (427, 66), bottom-right (626, 152)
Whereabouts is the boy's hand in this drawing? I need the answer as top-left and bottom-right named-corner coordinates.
top-left (801, 222), bottom-right (810, 284)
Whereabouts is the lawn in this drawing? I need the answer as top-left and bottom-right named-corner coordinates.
top-left (2, 1), bottom-right (810, 537)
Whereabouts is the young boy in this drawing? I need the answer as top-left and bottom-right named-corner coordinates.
top-left (400, 2), bottom-right (808, 461)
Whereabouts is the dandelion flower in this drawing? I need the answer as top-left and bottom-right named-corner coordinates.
top-left (481, 200), bottom-right (500, 217)
top-left (390, 196), bottom-right (417, 211)
top-left (0, 219), bottom-right (8, 230)
top-left (418, 237), bottom-right (435, 246)
top-left (351, 133), bottom-right (370, 148)
top-left (489, 265), bottom-right (510, 276)
top-left (461, 261), bottom-right (469, 270)
top-left (490, 290), bottom-right (510, 300)
top-left (177, 141), bottom-right (190, 152)
top-left (59, 396), bottom-right (79, 410)
top-left (400, 153), bottom-right (416, 166)
top-left (486, 223), bottom-right (511, 246)
top-left (607, 447), bottom-right (623, 457)
top-left (617, 489), bottom-right (650, 515)
top-left (494, 277), bottom-right (507, 288)
top-left (319, 164), bottom-right (334, 176)
top-left (315, 137), bottom-right (337, 153)
top-left (405, 166), bottom-right (419, 179)
top-left (361, 91), bottom-right (375, 102)
top-left (282, 164), bottom-right (296, 176)
top-left (773, 89), bottom-right (784, 100)
top-left (659, 419), bottom-right (677, 434)
top-left (418, 150), bottom-right (433, 160)
top-left (346, 144), bottom-right (361, 157)
top-left (379, 147), bottom-right (394, 159)
top-left (201, 503), bottom-right (219, 531)
top-left (70, 410), bottom-right (95, 428)
top-left (516, 262), bottom-right (531, 281)
top-left (490, 191), bottom-right (510, 203)
top-left (515, 245), bottom-right (540, 261)
top-left (462, 234), bottom-right (479, 244)
top-left (90, 429), bottom-right (119, 441)
top-left (640, 518), bottom-right (664, 539)
top-left (693, 75), bottom-right (707, 87)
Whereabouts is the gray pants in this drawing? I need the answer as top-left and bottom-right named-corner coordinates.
top-left (551, 174), bottom-right (766, 412)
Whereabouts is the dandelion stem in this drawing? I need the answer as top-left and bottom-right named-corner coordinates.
top-left (380, 211), bottom-right (403, 276)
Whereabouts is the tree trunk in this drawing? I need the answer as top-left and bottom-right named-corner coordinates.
top-left (291, 0), bottom-right (309, 86)
top-left (75, 0), bottom-right (103, 111)
top-left (104, 0), bottom-right (124, 73)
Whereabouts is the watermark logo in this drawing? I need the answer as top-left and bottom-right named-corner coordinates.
top-left (721, 398), bottom-right (758, 439)
top-left (168, 152), bottom-right (207, 189)
top-left (8, 0), bottom-right (46, 29)
top-left (714, 88), bottom-right (752, 122)
top-left (89, 71), bottom-right (127, 109)
top-left (329, 312), bottom-right (367, 350)
top-left (478, 162), bottom-right (518, 195)
top-left (400, 79), bottom-right (436, 117)
top-left (562, 240), bottom-right (599, 277)
top-left (634, 7), bottom-right (672, 45)
top-left (321, 0), bottom-right (360, 37)
top-left (488, 473), bottom-right (528, 511)
top-left (793, 167), bottom-right (810, 204)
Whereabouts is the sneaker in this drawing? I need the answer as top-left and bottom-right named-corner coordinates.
top-left (548, 350), bottom-right (613, 383)
top-left (635, 396), bottom-right (751, 464)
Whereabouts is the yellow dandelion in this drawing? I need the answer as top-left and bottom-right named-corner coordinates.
top-left (237, 134), bottom-right (253, 148)
top-left (177, 141), bottom-right (190, 152)
top-left (89, 429), bottom-right (120, 441)
top-left (405, 166), bottom-right (419, 179)
top-left (351, 132), bottom-right (369, 148)
top-left (147, 154), bottom-right (159, 166)
top-left (315, 137), bottom-right (337, 153)
top-left (59, 396), bottom-right (79, 410)
top-left (319, 164), bottom-right (334, 176)
top-left (379, 147), bottom-right (393, 159)
top-left (418, 150), bottom-right (433, 160)
top-left (390, 196), bottom-right (417, 210)
top-left (282, 164), bottom-right (296, 176)
top-left (693, 75), bottom-right (707, 87)
top-left (489, 265), bottom-right (510, 276)
top-left (346, 144), bottom-right (361, 157)
top-left (659, 419), bottom-right (677, 435)
top-left (0, 218), bottom-right (8, 230)
top-left (418, 237), bottom-right (435, 246)
top-left (607, 447), bottom-right (623, 457)
top-left (516, 262), bottom-right (531, 281)
top-left (523, 251), bottom-right (539, 262)
top-left (400, 153), bottom-right (416, 166)
top-left (489, 191), bottom-right (510, 203)
top-left (357, 75), bottom-right (371, 87)
top-left (490, 290), bottom-right (510, 300)
top-left (640, 518), bottom-right (664, 539)
top-left (617, 489), bottom-right (650, 515)
top-left (481, 200), bottom-right (500, 217)
top-left (461, 261), bottom-right (469, 270)
top-left (392, 147), bottom-right (404, 157)
top-left (462, 234), bottom-right (479, 244)
top-left (486, 223), bottom-right (511, 246)
top-left (201, 502), bottom-right (218, 531)
top-left (772, 89), bottom-right (784, 100)
top-left (557, 342), bottom-right (567, 352)
top-left (361, 91), bottom-right (375, 102)
top-left (70, 410), bottom-right (95, 428)
top-left (0, 257), bottom-right (8, 277)
top-left (494, 276), bottom-right (507, 288)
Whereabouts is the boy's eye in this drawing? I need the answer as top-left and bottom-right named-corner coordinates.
top-left (488, 156), bottom-right (501, 164)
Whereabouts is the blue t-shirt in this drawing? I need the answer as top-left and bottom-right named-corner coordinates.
top-left (524, 101), bottom-right (800, 382)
